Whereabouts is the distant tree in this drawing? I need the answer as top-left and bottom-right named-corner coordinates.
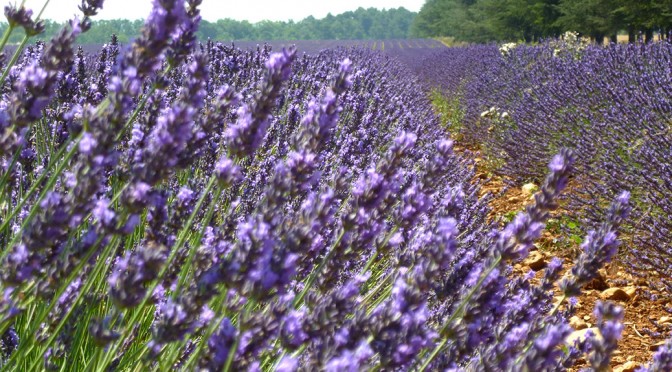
top-left (0, 7), bottom-right (416, 44)
top-left (412, 0), bottom-right (669, 43)
top-left (476, 0), bottom-right (561, 42)
top-left (612, 0), bottom-right (667, 42)
top-left (556, 0), bottom-right (617, 42)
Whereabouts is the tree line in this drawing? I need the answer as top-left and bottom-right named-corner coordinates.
top-left (0, 7), bottom-right (415, 44)
top-left (411, 0), bottom-right (672, 43)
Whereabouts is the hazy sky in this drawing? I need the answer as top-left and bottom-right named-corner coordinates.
top-left (17, 0), bottom-right (425, 22)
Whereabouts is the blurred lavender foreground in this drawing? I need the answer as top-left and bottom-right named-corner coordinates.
top-left (0, 0), bottom-right (650, 371)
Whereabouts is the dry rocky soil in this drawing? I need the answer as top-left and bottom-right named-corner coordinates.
top-left (466, 148), bottom-right (669, 371)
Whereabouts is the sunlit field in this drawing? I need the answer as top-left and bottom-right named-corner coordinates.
top-left (1, 1), bottom-right (672, 371)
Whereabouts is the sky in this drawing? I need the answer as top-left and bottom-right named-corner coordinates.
top-left (16, 0), bottom-right (425, 22)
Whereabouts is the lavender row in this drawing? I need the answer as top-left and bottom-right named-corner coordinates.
top-left (414, 39), bottom-right (672, 294)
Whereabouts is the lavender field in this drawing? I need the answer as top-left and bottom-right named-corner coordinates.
top-left (1, 0), bottom-right (672, 371)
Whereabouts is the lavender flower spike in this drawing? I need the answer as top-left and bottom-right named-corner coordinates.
top-left (226, 47), bottom-right (296, 159)
top-left (560, 191), bottom-right (630, 297)
top-left (495, 148), bottom-right (575, 261)
top-left (641, 339), bottom-right (672, 371)
top-left (4, 5), bottom-right (44, 36)
top-left (589, 301), bottom-right (624, 371)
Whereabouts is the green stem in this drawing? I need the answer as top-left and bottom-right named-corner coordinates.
top-left (550, 294), bottom-right (566, 317)
top-left (0, 25), bottom-right (15, 54)
top-left (35, 0), bottom-right (51, 19)
top-left (174, 186), bottom-right (224, 295)
top-left (0, 135), bottom-right (82, 262)
top-left (0, 143), bottom-right (23, 203)
top-left (0, 35), bottom-right (29, 88)
top-left (360, 248), bottom-right (380, 276)
top-left (363, 273), bottom-right (395, 313)
top-left (0, 133), bottom-right (80, 235)
top-left (25, 235), bottom-right (121, 371)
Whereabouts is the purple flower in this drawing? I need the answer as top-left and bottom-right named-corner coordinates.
top-left (79, 132), bottom-right (98, 155)
top-left (281, 311), bottom-right (308, 348)
top-left (495, 149), bottom-right (575, 261)
top-left (108, 244), bottom-right (165, 309)
top-left (4, 5), bottom-right (44, 35)
top-left (276, 356), bottom-right (298, 372)
top-left (78, 0), bottom-right (105, 17)
top-left (522, 323), bottom-right (573, 370)
top-left (93, 198), bottom-right (116, 228)
top-left (226, 48), bottom-right (296, 158)
top-left (265, 50), bottom-right (294, 81)
top-left (326, 341), bottom-right (373, 372)
top-left (589, 301), bottom-right (624, 370)
top-left (560, 192), bottom-right (630, 297)
top-left (177, 187), bottom-right (194, 203)
top-left (642, 339), bottom-right (672, 371)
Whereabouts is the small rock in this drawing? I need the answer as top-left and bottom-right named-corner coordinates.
top-left (614, 361), bottom-right (641, 372)
top-left (507, 196), bottom-right (520, 203)
top-left (565, 327), bottom-right (601, 346)
top-left (585, 269), bottom-right (609, 290)
top-left (651, 341), bottom-right (667, 351)
top-left (524, 251), bottom-right (547, 271)
top-left (521, 183), bottom-right (538, 196)
top-left (623, 286), bottom-right (637, 298)
top-left (583, 315), bottom-right (591, 321)
top-left (569, 316), bottom-right (588, 330)
top-left (660, 316), bottom-right (672, 324)
top-left (600, 287), bottom-right (631, 302)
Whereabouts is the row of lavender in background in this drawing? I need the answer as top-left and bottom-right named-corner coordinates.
top-left (0, 0), bottom-right (667, 371)
top-left (416, 38), bottom-right (672, 293)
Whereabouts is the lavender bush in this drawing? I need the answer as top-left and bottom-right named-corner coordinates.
top-left (0, 1), bottom-right (645, 370)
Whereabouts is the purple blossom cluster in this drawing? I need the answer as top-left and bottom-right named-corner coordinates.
top-left (0, 1), bottom-right (649, 370)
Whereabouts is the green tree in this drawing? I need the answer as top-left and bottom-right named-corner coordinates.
top-left (556, 0), bottom-right (618, 42)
